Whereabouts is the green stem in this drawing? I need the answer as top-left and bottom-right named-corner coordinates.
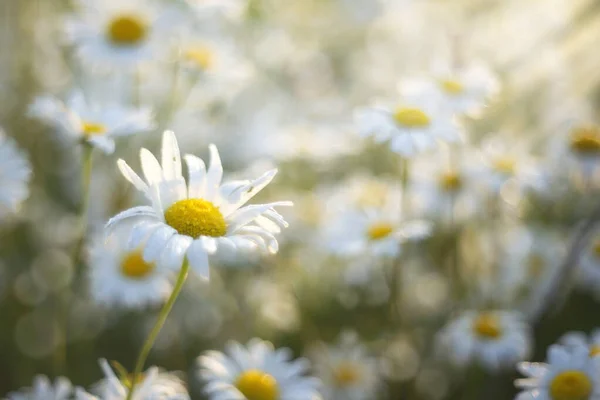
top-left (126, 261), bottom-right (190, 400)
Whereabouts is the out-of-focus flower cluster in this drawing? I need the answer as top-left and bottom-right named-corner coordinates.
top-left (3, 0), bottom-right (600, 399)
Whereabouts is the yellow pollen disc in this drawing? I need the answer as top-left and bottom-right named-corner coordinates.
top-left (590, 346), bottom-right (600, 357)
top-left (333, 362), bottom-right (361, 387)
top-left (439, 79), bottom-right (464, 95)
top-left (570, 126), bottom-right (600, 156)
top-left (183, 47), bottom-right (214, 70)
top-left (107, 14), bottom-right (148, 46)
top-left (591, 239), bottom-right (600, 258)
top-left (367, 222), bottom-right (394, 241)
top-left (439, 171), bottom-right (463, 192)
top-left (164, 198), bottom-right (227, 238)
top-left (120, 251), bottom-right (154, 279)
top-left (549, 370), bottom-right (592, 400)
top-left (472, 313), bottom-right (502, 339)
top-left (493, 157), bottom-right (516, 175)
top-left (81, 121), bottom-right (107, 137)
top-left (527, 254), bottom-right (545, 278)
top-left (393, 107), bottom-right (431, 128)
top-left (235, 369), bottom-right (279, 400)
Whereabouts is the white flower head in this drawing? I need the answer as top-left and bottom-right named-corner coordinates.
top-left (7, 375), bottom-right (72, 400)
top-left (550, 122), bottom-right (600, 178)
top-left (0, 129), bottom-right (31, 217)
top-left (88, 227), bottom-right (174, 309)
top-left (106, 130), bottom-right (292, 280)
top-left (355, 80), bottom-right (463, 158)
top-left (75, 358), bottom-right (189, 399)
top-left (325, 183), bottom-right (431, 259)
top-left (311, 331), bottom-right (381, 400)
top-left (559, 330), bottom-right (600, 358)
top-left (437, 310), bottom-right (531, 372)
top-left (515, 344), bottom-right (600, 400)
top-left (28, 91), bottom-right (155, 154)
top-left (64, 0), bottom-right (177, 70)
top-left (197, 338), bottom-right (322, 400)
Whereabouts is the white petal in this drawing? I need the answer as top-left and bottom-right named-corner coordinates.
top-left (205, 144), bottom-right (223, 201)
top-left (187, 240), bottom-right (210, 280)
top-left (161, 130), bottom-right (182, 181)
top-left (143, 225), bottom-right (177, 263)
top-left (159, 235), bottom-right (193, 271)
top-left (140, 148), bottom-right (164, 186)
top-left (185, 154), bottom-right (206, 199)
top-left (105, 206), bottom-right (157, 232)
top-left (227, 202), bottom-right (293, 233)
top-left (117, 159), bottom-right (149, 194)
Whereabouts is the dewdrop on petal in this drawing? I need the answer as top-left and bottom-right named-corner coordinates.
top-left (105, 130), bottom-right (292, 280)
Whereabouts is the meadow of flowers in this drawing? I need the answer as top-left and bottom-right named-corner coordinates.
top-left (2, 0), bottom-right (600, 399)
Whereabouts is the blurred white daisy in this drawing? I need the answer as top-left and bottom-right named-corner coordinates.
top-left (75, 358), bottom-right (189, 400)
top-left (64, 0), bottom-right (176, 70)
top-left (197, 338), bottom-right (321, 400)
top-left (7, 375), bottom-right (72, 400)
top-left (354, 81), bottom-right (462, 157)
top-left (559, 330), bottom-right (600, 357)
top-left (325, 184), bottom-right (430, 258)
top-left (0, 129), bottom-right (32, 217)
top-left (28, 91), bottom-right (154, 154)
top-left (88, 227), bottom-right (173, 309)
top-left (437, 310), bottom-right (531, 371)
top-left (105, 130), bottom-right (291, 279)
top-left (550, 122), bottom-right (600, 181)
top-left (515, 344), bottom-right (600, 400)
top-left (432, 63), bottom-right (499, 117)
top-left (476, 135), bottom-right (539, 194)
top-left (186, 0), bottom-right (247, 20)
top-left (311, 331), bottom-right (381, 400)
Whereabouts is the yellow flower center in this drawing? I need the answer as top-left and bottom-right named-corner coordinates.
top-left (439, 171), bottom-right (463, 192)
top-left (332, 362), bottom-right (361, 387)
top-left (591, 239), bottom-right (600, 258)
top-left (120, 251), bottom-right (154, 279)
top-left (590, 346), bottom-right (600, 357)
top-left (527, 254), bottom-right (546, 278)
top-left (549, 370), bottom-right (592, 400)
top-left (235, 369), bottom-right (279, 400)
top-left (367, 222), bottom-right (394, 241)
top-left (493, 157), bottom-right (516, 175)
top-left (570, 126), bottom-right (600, 156)
top-left (439, 79), bottom-right (464, 95)
top-left (183, 47), bottom-right (214, 70)
top-left (81, 121), bottom-right (107, 137)
top-left (164, 199), bottom-right (227, 238)
top-left (107, 14), bottom-right (148, 46)
top-left (472, 312), bottom-right (502, 339)
top-left (393, 107), bottom-right (431, 128)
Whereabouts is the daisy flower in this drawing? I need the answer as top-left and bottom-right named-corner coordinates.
top-left (437, 310), bottom-right (531, 371)
top-left (7, 375), bottom-right (72, 400)
top-left (105, 130), bottom-right (291, 279)
top-left (28, 91), bottom-right (154, 154)
top-left (0, 129), bottom-right (32, 217)
top-left (550, 122), bottom-right (600, 180)
top-left (515, 344), bottom-right (600, 400)
top-left (325, 183), bottom-right (430, 258)
top-left (64, 0), bottom-right (176, 70)
top-left (432, 62), bottom-right (499, 117)
top-left (559, 330), bottom-right (600, 357)
top-left (197, 338), bottom-right (321, 400)
top-left (354, 81), bottom-right (462, 157)
top-left (311, 331), bottom-right (381, 400)
top-left (75, 358), bottom-right (189, 400)
top-left (88, 226), bottom-right (173, 309)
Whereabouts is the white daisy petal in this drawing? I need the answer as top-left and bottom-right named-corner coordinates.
top-left (161, 130), bottom-right (182, 181)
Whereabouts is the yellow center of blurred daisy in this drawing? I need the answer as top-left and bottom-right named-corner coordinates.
top-left (570, 126), bottom-right (600, 156)
top-left (235, 369), bottom-right (279, 400)
top-left (527, 254), bottom-right (545, 277)
top-left (81, 121), bottom-right (107, 136)
top-left (592, 239), bottom-right (600, 258)
top-left (590, 346), bottom-right (600, 357)
top-left (439, 79), bottom-right (464, 95)
top-left (120, 251), bottom-right (154, 279)
top-left (367, 222), bottom-right (394, 241)
top-left (439, 171), bottom-right (463, 192)
top-left (472, 313), bottom-right (502, 339)
top-left (492, 157), bottom-right (516, 175)
top-left (393, 107), bottom-right (431, 128)
top-left (549, 370), bottom-right (592, 400)
top-left (183, 47), bottom-right (214, 70)
top-left (107, 15), bottom-right (148, 46)
top-left (164, 199), bottom-right (227, 238)
top-left (332, 362), bottom-right (361, 387)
